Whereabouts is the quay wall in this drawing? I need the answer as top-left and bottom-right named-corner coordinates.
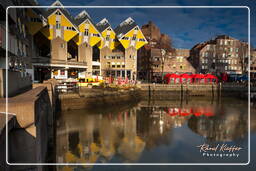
top-left (59, 87), bottom-right (141, 111)
top-left (0, 86), bottom-right (54, 170)
top-left (0, 69), bottom-right (32, 98)
top-left (139, 83), bottom-right (219, 100)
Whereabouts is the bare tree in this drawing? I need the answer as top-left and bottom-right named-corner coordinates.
top-left (239, 42), bottom-right (249, 74)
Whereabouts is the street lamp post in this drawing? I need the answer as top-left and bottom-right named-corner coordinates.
top-left (161, 49), bottom-right (166, 83)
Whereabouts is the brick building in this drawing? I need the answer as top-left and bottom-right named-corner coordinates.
top-left (189, 35), bottom-right (250, 75)
top-left (138, 21), bottom-right (172, 81)
top-left (164, 49), bottom-right (195, 74)
top-left (250, 49), bottom-right (256, 74)
top-left (138, 21), bottom-right (195, 81)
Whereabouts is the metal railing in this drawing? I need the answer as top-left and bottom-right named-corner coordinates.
top-left (55, 82), bottom-right (78, 93)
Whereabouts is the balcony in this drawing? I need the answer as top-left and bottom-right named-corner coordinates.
top-left (32, 56), bottom-right (87, 68)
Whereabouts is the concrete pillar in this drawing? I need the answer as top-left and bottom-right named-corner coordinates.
top-left (51, 37), bottom-right (67, 61)
top-left (78, 43), bottom-right (92, 78)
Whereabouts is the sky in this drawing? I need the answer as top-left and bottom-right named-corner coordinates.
top-left (36, 0), bottom-right (256, 49)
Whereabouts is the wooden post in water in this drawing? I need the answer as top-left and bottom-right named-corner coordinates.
top-left (180, 83), bottom-right (183, 100)
top-left (148, 84), bottom-right (151, 99)
top-left (212, 83), bottom-right (214, 98)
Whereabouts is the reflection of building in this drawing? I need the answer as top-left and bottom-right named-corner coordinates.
top-left (189, 35), bottom-right (250, 75)
top-left (56, 106), bottom-right (146, 169)
top-left (187, 110), bottom-right (247, 142)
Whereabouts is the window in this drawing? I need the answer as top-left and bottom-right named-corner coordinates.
top-left (60, 70), bottom-right (65, 75)
top-left (225, 66), bottom-right (227, 70)
top-left (66, 27), bottom-right (75, 31)
top-left (236, 48), bottom-right (239, 52)
top-left (60, 43), bottom-right (64, 48)
top-left (106, 35), bottom-right (110, 41)
top-left (31, 18), bottom-right (41, 22)
top-left (55, 11), bottom-right (61, 15)
top-left (180, 65), bottom-right (183, 69)
top-left (139, 38), bottom-right (145, 41)
top-left (134, 27), bottom-right (139, 30)
top-left (93, 33), bottom-right (100, 37)
top-left (117, 56), bottom-right (121, 59)
top-left (213, 59), bottom-right (215, 63)
top-left (132, 34), bottom-right (136, 41)
top-left (84, 29), bottom-right (89, 36)
top-left (112, 56), bottom-right (115, 59)
top-left (130, 55), bottom-right (132, 58)
top-left (112, 65), bottom-right (115, 68)
top-left (122, 37), bottom-right (129, 40)
top-left (222, 53), bottom-right (225, 58)
top-left (117, 64), bottom-right (121, 68)
top-left (56, 21), bottom-right (61, 29)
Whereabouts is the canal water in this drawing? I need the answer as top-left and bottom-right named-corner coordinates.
top-left (56, 97), bottom-right (252, 170)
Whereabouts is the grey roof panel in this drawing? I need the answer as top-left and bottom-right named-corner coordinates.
top-left (96, 18), bottom-right (111, 33)
top-left (114, 17), bottom-right (137, 39)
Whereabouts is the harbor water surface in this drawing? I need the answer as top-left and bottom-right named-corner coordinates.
top-left (56, 97), bottom-right (254, 170)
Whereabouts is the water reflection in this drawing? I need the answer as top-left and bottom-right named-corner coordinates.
top-left (56, 98), bottom-right (249, 167)
top-left (188, 108), bottom-right (247, 142)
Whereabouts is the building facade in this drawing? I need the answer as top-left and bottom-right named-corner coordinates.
top-left (0, 0), bottom-right (39, 97)
top-left (250, 49), bottom-right (256, 75)
top-left (33, 1), bottom-right (147, 81)
top-left (137, 21), bottom-right (194, 82)
top-left (98, 17), bottom-right (148, 80)
top-left (189, 35), bottom-right (250, 75)
top-left (163, 49), bottom-right (195, 74)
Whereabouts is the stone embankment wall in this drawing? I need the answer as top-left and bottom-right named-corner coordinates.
top-left (0, 84), bottom-right (55, 170)
top-left (0, 69), bottom-right (32, 98)
top-left (139, 83), bottom-right (220, 100)
top-left (59, 87), bottom-right (141, 110)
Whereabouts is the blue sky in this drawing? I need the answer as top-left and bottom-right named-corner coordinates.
top-left (37, 0), bottom-right (255, 49)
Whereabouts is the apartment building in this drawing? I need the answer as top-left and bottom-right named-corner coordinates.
top-left (190, 35), bottom-right (249, 75)
top-left (164, 49), bottom-right (195, 74)
top-left (137, 21), bottom-right (195, 81)
top-left (32, 1), bottom-right (147, 81)
top-left (98, 17), bottom-right (148, 80)
top-left (0, 0), bottom-right (39, 97)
